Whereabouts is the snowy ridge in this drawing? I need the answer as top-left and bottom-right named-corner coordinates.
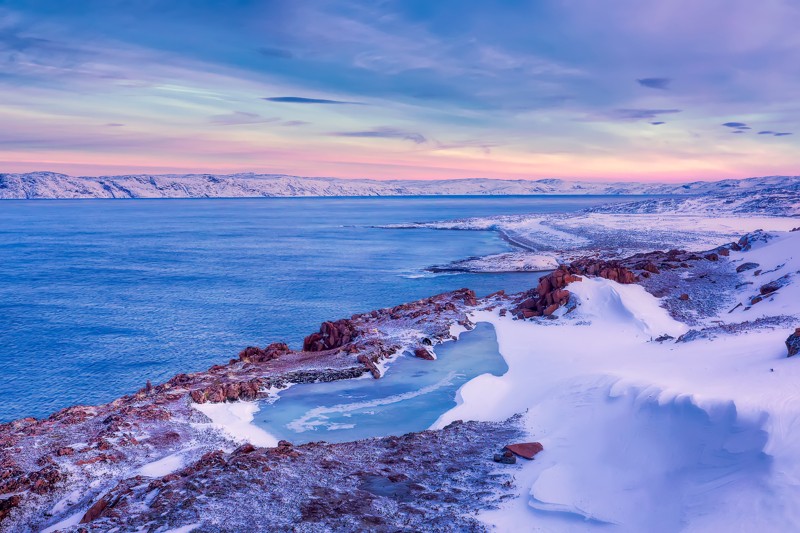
top-left (1, 172), bottom-right (799, 199)
top-left (587, 181), bottom-right (800, 217)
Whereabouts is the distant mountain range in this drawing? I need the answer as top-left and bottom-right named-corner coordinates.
top-left (1, 171), bottom-right (798, 199)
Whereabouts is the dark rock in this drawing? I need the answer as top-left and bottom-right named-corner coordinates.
top-left (0, 495), bottom-right (20, 521)
top-left (736, 262), bottom-right (760, 273)
top-left (787, 329), bottom-right (800, 357)
top-left (493, 453), bottom-right (516, 464)
top-left (679, 294), bottom-right (689, 301)
top-left (704, 253), bottom-right (719, 261)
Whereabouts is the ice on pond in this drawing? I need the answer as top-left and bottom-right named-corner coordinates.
top-left (252, 322), bottom-right (507, 444)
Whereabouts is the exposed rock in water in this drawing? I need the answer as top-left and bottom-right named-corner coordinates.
top-left (787, 329), bottom-right (800, 357)
top-left (413, 346), bottom-right (435, 360)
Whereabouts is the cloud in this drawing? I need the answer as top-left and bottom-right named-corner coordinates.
top-left (637, 77), bottom-right (671, 90)
top-left (774, 132), bottom-right (793, 136)
top-left (722, 122), bottom-right (748, 128)
top-left (604, 109), bottom-right (681, 121)
top-left (105, 123), bottom-right (125, 127)
top-left (210, 111), bottom-right (279, 126)
top-left (281, 120), bottom-right (309, 127)
top-left (758, 131), bottom-right (774, 135)
top-left (263, 96), bottom-right (361, 105)
top-left (650, 121), bottom-right (666, 125)
top-left (257, 47), bottom-right (294, 59)
top-left (331, 127), bottom-right (426, 144)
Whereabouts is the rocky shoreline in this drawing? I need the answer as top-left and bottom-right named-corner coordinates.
top-left (2, 232), bottom-right (798, 531)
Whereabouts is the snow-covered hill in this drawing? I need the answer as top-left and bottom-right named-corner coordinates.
top-left (1, 172), bottom-right (798, 199)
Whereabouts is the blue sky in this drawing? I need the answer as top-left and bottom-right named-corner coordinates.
top-left (1, 0), bottom-right (798, 180)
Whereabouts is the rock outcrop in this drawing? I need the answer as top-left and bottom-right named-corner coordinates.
top-left (787, 329), bottom-right (800, 357)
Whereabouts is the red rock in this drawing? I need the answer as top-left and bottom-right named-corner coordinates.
top-left (542, 303), bottom-right (560, 316)
top-left (56, 446), bottom-right (74, 457)
top-left (504, 442), bottom-right (544, 460)
top-left (80, 493), bottom-right (112, 523)
top-left (0, 495), bottom-right (21, 521)
top-left (189, 389), bottom-right (206, 403)
top-left (679, 294), bottom-right (689, 301)
top-left (414, 347), bottom-right (435, 360)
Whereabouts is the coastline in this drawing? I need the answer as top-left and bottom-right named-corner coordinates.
top-left (2, 209), bottom-right (800, 530)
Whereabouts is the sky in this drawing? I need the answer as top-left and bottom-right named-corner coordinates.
top-left (0, 0), bottom-right (799, 181)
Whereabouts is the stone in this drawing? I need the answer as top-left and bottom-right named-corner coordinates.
top-left (736, 262), bottom-right (760, 273)
top-left (504, 442), bottom-right (544, 460)
top-left (679, 294), bottom-right (689, 301)
top-left (787, 328), bottom-right (800, 357)
top-left (493, 453), bottom-right (516, 464)
top-left (80, 493), bottom-right (112, 523)
top-left (413, 347), bottom-right (435, 360)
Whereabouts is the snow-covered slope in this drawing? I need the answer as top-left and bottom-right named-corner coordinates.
top-left (435, 230), bottom-right (800, 531)
top-left (1, 172), bottom-right (798, 199)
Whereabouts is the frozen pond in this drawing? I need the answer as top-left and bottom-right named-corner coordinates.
top-left (252, 322), bottom-right (507, 444)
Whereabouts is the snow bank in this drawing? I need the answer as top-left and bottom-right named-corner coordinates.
top-left (193, 401), bottom-right (278, 447)
top-left (434, 233), bottom-right (800, 530)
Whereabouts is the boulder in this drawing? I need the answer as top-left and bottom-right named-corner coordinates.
top-left (493, 451), bottom-right (516, 464)
top-left (303, 320), bottom-right (358, 352)
top-left (787, 328), bottom-right (800, 357)
top-left (736, 262), bottom-right (760, 273)
top-left (504, 442), bottom-right (544, 460)
top-left (413, 347), bottom-right (435, 360)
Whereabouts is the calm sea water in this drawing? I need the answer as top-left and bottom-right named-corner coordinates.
top-left (0, 195), bottom-right (637, 422)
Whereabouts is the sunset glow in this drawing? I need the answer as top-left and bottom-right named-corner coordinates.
top-left (2, 1), bottom-right (798, 180)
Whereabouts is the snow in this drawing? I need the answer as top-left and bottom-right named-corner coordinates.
top-left (160, 524), bottom-right (200, 533)
top-left (40, 508), bottom-right (85, 533)
top-left (137, 452), bottom-right (187, 478)
top-left (432, 230), bottom-right (800, 531)
top-left (1, 172), bottom-right (798, 199)
top-left (193, 401), bottom-right (278, 447)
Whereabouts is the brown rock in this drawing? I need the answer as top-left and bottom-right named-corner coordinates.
top-left (787, 328), bottom-right (800, 357)
top-left (414, 347), bottom-right (435, 360)
top-left (504, 442), bottom-right (544, 460)
top-left (80, 493), bottom-right (112, 523)
top-left (679, 294), bottom-right (689, 301)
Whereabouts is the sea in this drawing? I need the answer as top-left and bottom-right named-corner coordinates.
top-left (0, 195), bottom-right (640, 422)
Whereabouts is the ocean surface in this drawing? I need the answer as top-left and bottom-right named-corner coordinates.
top-left (0, 195), bottom-right (640, 422)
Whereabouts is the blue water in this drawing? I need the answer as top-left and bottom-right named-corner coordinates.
top-left (252, 322), bottom-right (505, 444)
top-left (0, 195), bottom-right (638, 422)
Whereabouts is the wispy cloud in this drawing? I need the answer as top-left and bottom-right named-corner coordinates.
top-left (602, 109), bottom-right (681, 121)
top-left (257, 47), bottom-right (294, 59)
top-left (263, 96), bottom-right (361, 105)
top-left (210, 111), bottom-right (279, 126)
top-left (637, 77), bottom-right (671, 90)
top-left (331, 127), bottom-right (426, 144)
